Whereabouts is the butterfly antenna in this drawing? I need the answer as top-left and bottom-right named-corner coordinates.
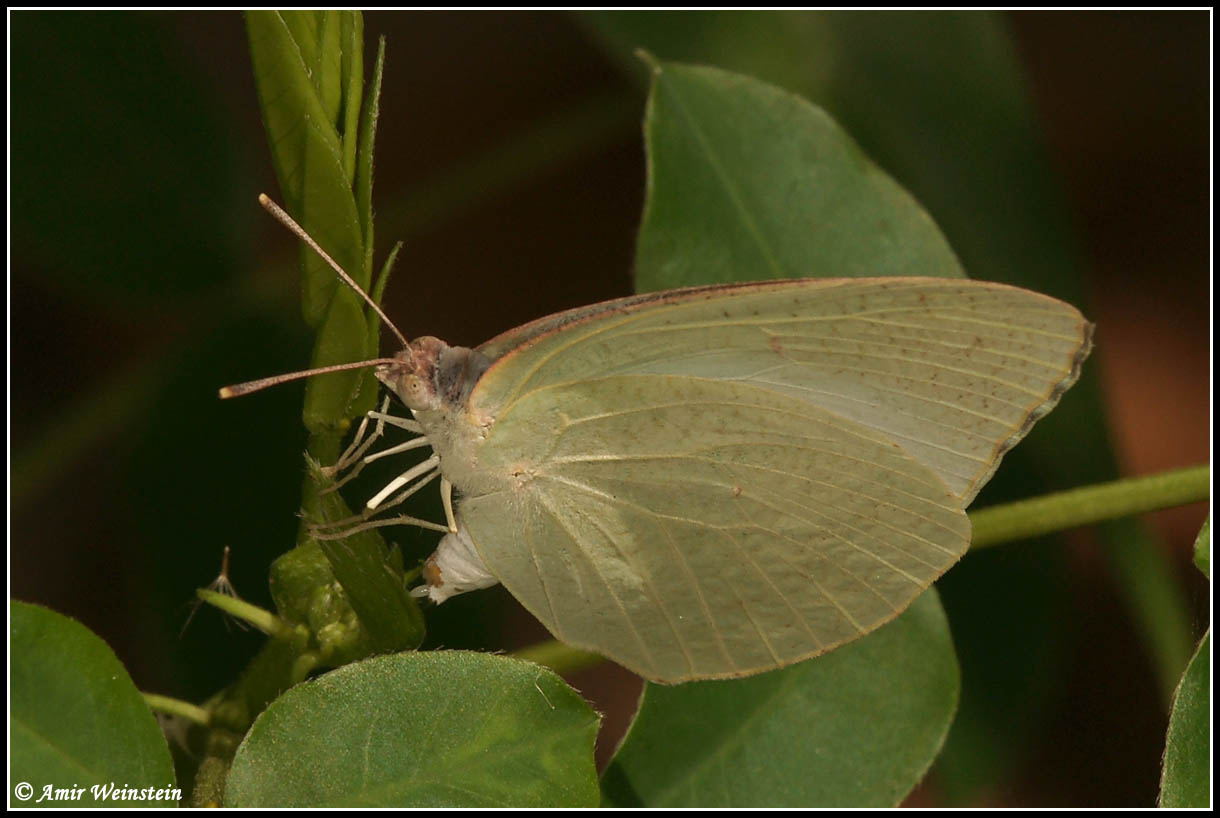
top-left (218, 357), bottom-right (401, 399)
top-left (258, 193), bottom-right (409, 348)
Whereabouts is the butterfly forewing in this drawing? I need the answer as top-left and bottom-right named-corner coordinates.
top-left (471, 278), bottom-right (1092, 504)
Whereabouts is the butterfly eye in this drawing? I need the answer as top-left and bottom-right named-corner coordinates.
top-left (397, 374), bottom-right (435, 410)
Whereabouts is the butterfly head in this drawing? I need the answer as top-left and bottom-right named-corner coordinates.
top-left (376, 336), bottom-right (448, 412)
top-left (376, 336), bottom-right (493, 414)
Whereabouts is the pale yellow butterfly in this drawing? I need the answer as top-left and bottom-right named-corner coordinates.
top-left (225, 196), bottom-right (1092, 683)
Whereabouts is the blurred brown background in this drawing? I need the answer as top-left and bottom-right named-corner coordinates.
top-left (10, 11), bottom-right (1209, 806)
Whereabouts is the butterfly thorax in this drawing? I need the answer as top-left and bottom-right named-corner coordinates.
top-left (375, 336), bottom-right (496, 492)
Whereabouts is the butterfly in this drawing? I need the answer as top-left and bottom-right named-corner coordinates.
top-left (225, 195), bottom-right (1092, 684)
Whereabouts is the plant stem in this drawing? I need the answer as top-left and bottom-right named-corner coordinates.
top-left (511, 641), bottom-right (607, 676)
top-left (144, 692), bottom-right (211, 726)
top-left (969, 464), bottom-right (1209, 549)
top-left (197, 589), bottom-right (294, 640)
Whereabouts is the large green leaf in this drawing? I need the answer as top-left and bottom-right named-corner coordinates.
top-left (224, 652), bottom-right (600, 807)
top-left (1158, 630), bottom-right (1211, 807)
top-left (10, 602), bottom-right (177, 808)
top-left (624, 56), bottom-right (964, 808)
top-left (601, 591), bottom-right (959, 807)
top-left (245, 10), bottom-right (365, 323)
top-left (245, 10), bottom-right (372, 435)
top-left (593, 17), bottom-right (1191, 803)
top-left (1159, 517), bottom-right (1211, 808)
top-left (1192, 516), bottom-right (1209, 579)
top-left (636, 57), bottom-right (964, 290)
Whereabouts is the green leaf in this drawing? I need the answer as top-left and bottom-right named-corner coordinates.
top-left (601, 590), bottom-right (958, 807)
top-left (635, 56), bottom-right (964, 291)
top-left (303, 457), bottom-right (425, 655)
top-left (356, 37), bottom-right (386, 283)
top-left (246, 11), bottom-right (365, 322)
top-left (1192, 516), bottom-right (1209, 579)
top-left (339, 13), bottom-right (364, 185)
top-left (350, 36), bottom-right (388, 418)
top-left (10, 601), bottom-right (177, 807)
top-left (247, 10), bottom-right (383, 444)
top-left (1158, 630), bottom-right (1210, 807)
top-left (281, 12), bottom-right (343, 131)
top-left (597, 19), bottom-right (1192, 801)
top-left (224, 652), bottom-right (600, 807)
top-left (300, 285), bottom-right (375, 434)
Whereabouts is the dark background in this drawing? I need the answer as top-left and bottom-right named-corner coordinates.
top-left (10, 11), bottom-right (1209, 806)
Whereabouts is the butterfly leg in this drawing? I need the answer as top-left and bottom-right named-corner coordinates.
top-left (308, 467), bottom-right (450, 540)
top-left (310, 511), bottom-right (450, 540)
top-left (362, 436), bottom-right (432, 464)
top-left (322, 398), bottom-right (430, 494)
top-left (441, 478), bottom-right (458, 533)
top-left (367, 411), bottom-right (423, 434)
top-left (366, 455), bottom-right (441, 510)
top-left (321, 398), bottom-right (393, 494)
top-left (324, 396), bottom-right (390, 476)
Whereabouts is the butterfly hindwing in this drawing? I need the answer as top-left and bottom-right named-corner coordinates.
top-left (461, 375), bottom-right (968, 682)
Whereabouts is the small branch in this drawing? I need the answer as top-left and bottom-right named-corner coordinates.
top-left (144, 693), bottom-right (211, 726)
top-left (969, 465), bottom-right (1209, 549)
top-left (512, 641), bottom-right (606, 676)
top-left (197, 589), bottom-right (295, 640)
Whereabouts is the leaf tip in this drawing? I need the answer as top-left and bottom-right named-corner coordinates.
top-left (634, 48), bottom-right (662, 75)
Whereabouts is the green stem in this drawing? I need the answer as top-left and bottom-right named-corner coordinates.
top-left (197, 589), bottom-right (295, 640)
top-left (969, 465), bottom-right (1209, 549)
top-left (143, 692), bottom-right (211, 726)
top-left (512, 641), bottom-right (607, 676)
